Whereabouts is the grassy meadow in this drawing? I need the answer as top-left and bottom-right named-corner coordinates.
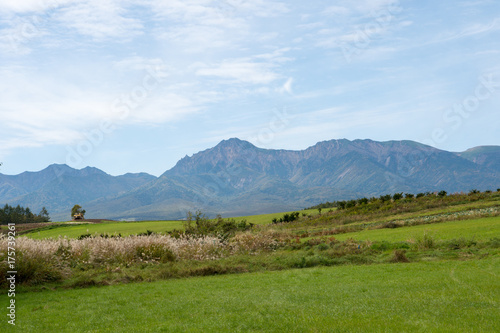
top-left (1, 258), bottom-right (498, 332)
top-left (19, 209), bottom-right (320, 240)
top-left (1, 190), bottom-right (499, 332)
top-left (27, 220), bottom-right (183, 239)
top-left (334, 216), bottom-right (500, 242)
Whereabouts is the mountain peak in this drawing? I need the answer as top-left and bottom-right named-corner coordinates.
top-left (215, 138), bottom-right (256, 150)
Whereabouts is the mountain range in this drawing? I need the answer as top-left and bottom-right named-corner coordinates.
top-left (1, 138), bottom-right (499, 221)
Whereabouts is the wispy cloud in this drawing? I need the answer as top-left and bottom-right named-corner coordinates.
top-left (56, 0), bottom-right (144, 41)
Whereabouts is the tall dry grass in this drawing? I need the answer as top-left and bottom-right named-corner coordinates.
top-left (0, 233), bottom-right (280, 286)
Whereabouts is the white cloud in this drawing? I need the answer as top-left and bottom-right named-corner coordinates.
top-left (323, 6), bottom-right (350, 16)
top-left (196, 60), bottom-right (279, 84)
top-left (195, 48), bottom-right (292, 86)
top-left (0, 63), bottom-right (199, 151)
top-left (56, 0), bottom-right (144, 41)
top-left (0, 0), bottom-right (73, 13)
top-left (113, 56), bottom-right (167, 72)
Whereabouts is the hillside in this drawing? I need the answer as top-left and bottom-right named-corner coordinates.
top-left (78, 138), bottom-right (500, 220)
top-left (0, 164), bottom-right (156, 221)
top-left (456, 146), bottom-right (500, 171)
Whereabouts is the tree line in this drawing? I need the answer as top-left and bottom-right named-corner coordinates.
top-left (307, 189), bottom-right (499, 212)
top-left (0, 204), bottom-right (51, 224)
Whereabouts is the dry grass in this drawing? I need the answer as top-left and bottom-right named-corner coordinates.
top-left (0, 232), bottom-right (281, 286)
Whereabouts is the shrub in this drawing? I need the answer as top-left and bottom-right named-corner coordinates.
top-left (272, 212), bottom-right (300, 224)
top-left (486, 237), bottom-right (500, 248)
top-left (412, 232), bottom-right (435, 250)
top-left (393, 193), bottom-right (404, 201)
top-left (357, 197), bottom-right (369, 205)
top-left (390, 250), bottom-right (409, 263)
top-left (380, 194), bottom-right (392, 203)
top-left (184, 211), bottom-right (252, 238)
top-left (337, 201), bottom-right (346, 210)
top-left (77, 233), bottom-right (92, 240)
top-left (445, 238), bottom-right (476, 250)
top-left (438, 190), bottom-right (447, 197)
top-left (316, 243), bottom-right (329, 251)
top-left (136, 244), bottom-right (176, 263)
top-left (137, 230), bottom-right (155, 236)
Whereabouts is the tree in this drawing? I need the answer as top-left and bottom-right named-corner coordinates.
top-left (71, 205), bottom-right (86, 219)
top-left (392, 192), bottom-right (404, 201)
top-left (38, 207), bottom-right (50, 222)
top-left (438, 190), bottom-right (447, 197)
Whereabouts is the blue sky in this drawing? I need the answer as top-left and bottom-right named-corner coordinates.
top-left (0, 0), bottom-right (499, 176)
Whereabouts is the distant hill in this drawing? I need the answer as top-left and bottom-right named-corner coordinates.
top-left (1, 139), bottom-right (498, 221)
top-left (0, 164), bottom-right (156, 221)
top-left (456, 146), bottom-right (500, 172)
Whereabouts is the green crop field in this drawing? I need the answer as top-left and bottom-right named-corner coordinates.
top-left (24, 209), bottom-right (319, 239)
top-left (2, 257), bottom-right (498, 332)
top-left (3, 192), bottom-right (499, 332)
top-left (27, 220), bottom-right (183, 239)
top-left (334, 216), bottom-right (500, 242)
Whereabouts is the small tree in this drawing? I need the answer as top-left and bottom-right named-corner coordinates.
top-left (393, 193), bottom-right (404, 201)
top-left (38, 207), bottom-right (51, 222)
top-left (71, 205), bottom-right (86, 219)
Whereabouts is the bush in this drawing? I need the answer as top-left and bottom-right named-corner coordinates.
top-left (390, 250), bottom-right (409, 263)
top-left (184, 211), bottom-right (252, 238)
top-left (137, 230), bottom-right (155, 236)
top-left (136, 244), bottom-right (176, 263)
top-left (486, 237), bottom-right (500, 248)
top-left (393, 193), bottom-right (404, 201)
top-left (272, 212), bottom-right (300, 224)
top-left (438, 190), bottom-right (447, 197)
top-left (380, 194), bottom-right (392, 203)
top-left (445, 238), bottom-right (477, 250)
top-left (412, 232), bottom-right (435, 250)
top-left (357, 197), bottom-right (369, 205)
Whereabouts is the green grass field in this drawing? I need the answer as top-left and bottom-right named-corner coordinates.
top-left (334, 216), bottom-right (500, 242)
top-left (4, 194), bottom-right (499, 332)
top-left (27, 220), bottom-right (183, 239)
top-left (25, 209), bottom-right (319, 239)
top-left (2, 257), bottom-right (498, 332)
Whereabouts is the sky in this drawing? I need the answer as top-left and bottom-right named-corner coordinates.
top-left (0, 0), bottom-right (499, 177)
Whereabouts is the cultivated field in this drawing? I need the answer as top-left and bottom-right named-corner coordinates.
top-left (1, 258), bottom-right (498, 332)
top-left (26, 220), bottom-right (183, 239)
top-left (1, 191), bottom-right (499, 332)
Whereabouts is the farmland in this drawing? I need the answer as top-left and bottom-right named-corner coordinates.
top-left (1, 258), bottom-right (498, 332)
top-left (17, 209), bottom-right (321, 240)
top-left (0, 190), bottom-right (499, 332)
top-left (26, 220), bottom-right (183, 239)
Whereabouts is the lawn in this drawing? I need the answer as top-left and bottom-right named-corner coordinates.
top-left (2, 257), bottom-right (498, 332)
top-left (334, 216), bottom-right (500, 242)
top-left (27, 220), bottom-right (183, 239)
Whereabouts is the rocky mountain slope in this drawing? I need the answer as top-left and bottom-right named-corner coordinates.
top-left (1, 139), bottom-right (498, 221)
